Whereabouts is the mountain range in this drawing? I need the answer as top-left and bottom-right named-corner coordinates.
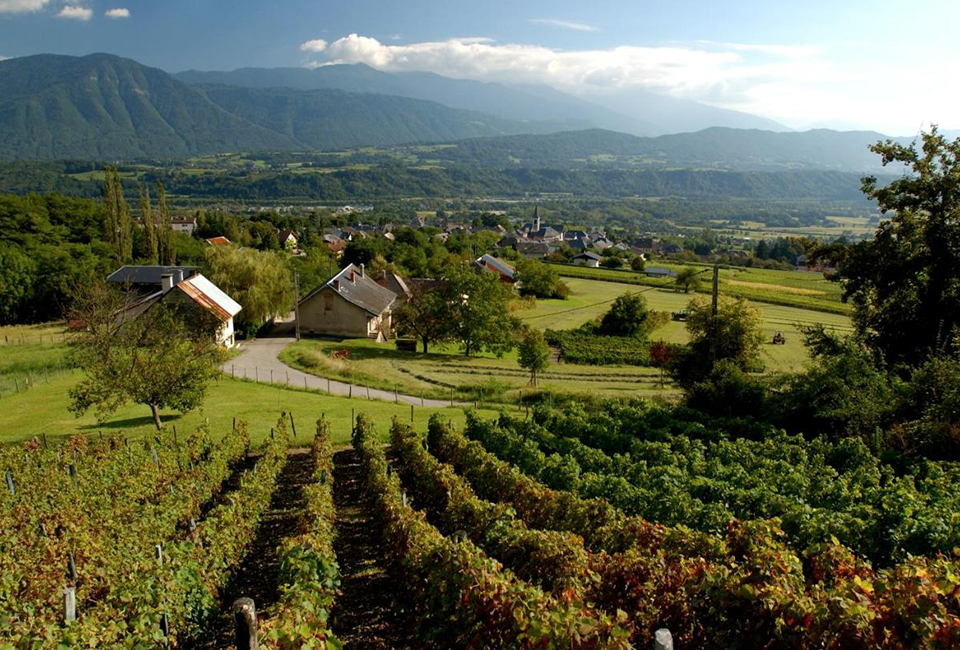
top-left (176, 62), bottom-right (787, 136)
top-left (0, 52), bottom-right (926, 173)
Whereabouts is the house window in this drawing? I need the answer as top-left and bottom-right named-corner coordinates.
top-left (324, 292), bottom-right (334, 311)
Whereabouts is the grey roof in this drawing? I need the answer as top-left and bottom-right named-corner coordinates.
top-left (646, 267), bottom-right (677, 277)
top-left (301, 264), bottom-right (396, 316)
top-left (574, 251), bottom-right (602, 260)
top-left (107, 265), bottom-right (198, 285)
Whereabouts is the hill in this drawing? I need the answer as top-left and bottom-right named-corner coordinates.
top-left (175, 62), bottom-right (786, 136)
top-left (0, 54), bottom-right (566, 160)
top-left (429, 127), bottom-right (909, 173)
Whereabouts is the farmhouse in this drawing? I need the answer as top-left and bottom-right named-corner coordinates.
top-left (170, 217), bottom-right (197, 234)
top-left (572, 252), bottom-right (602, 267)
top-left (298, 264), bottom-right (397, 341)
top-left (278, 229), bottom-right (299, 253)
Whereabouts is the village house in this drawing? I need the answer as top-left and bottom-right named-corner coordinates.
top-left (170, 217), bottom-right (197, 234)
top-left (372, 270), bottom-right (412, 303)
top-left (278, 229), bottom-right (299, 254)
top-left (107, 265), bottom-right (199, 295)
top-left (206, 236), bottom-right (232, 246)
top-left (117, 269), bottom-right (242, 347)
top-left (473, 254), bottom-right (516, 283)
top-left (298, 264), bottom-right (397, 341)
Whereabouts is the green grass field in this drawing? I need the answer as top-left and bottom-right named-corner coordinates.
top-left (519, 277), bottom-right (853, 373)
top-left (0, 369), bottom-right (493, 447)
top-left (551, 262), bottom-right (850, 314)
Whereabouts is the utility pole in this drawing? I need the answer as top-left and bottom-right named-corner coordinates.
top-left (711, 263), bottom-right (719, 317)
top-left (293, 270), bottom-right (301, 342)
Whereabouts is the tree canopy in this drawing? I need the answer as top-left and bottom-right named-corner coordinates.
top-left (822, 128), bottom-right (960, 367)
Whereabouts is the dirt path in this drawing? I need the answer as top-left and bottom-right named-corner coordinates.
top-left (330, 448), bottom-right (418, 649)
top-left (192, 448), bottom-right (316, 649)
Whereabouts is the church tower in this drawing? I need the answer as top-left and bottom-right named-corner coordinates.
top-left (533, 204), bottom-right (541, 232)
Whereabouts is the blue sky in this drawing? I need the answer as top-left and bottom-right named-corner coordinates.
top-left (1, 0), bottom-right (957, 134)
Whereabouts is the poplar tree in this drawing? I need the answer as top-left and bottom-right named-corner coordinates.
top-left (102, 167), bottom-right (132, 266)
top-left (138, 183), bottom-right (158, 263)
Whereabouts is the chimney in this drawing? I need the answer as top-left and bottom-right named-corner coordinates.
top-left (349, 270), bottom-right (356, 283)
top-left (334, 279), bottom-right (340, 291)
top-left (160, 273), bottom-right (174, 293)
top-left (360, 263), bottom-right (365, 278)
top-left (174, 269), bottom-right (184, 285)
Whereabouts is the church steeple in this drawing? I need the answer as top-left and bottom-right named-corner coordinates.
top-left (533, 204), bottom-right (541, 232)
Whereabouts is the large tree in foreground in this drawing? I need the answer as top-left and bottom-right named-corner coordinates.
top-left (819, 127), bottom-right (960, 367)
top-left (395, 280), bottom-right (451, 354)
top-left (69, 282), bottom-right (225, 430)
top-left (439, 263), bottom-right (519, 357)
top-left (203, 246), bottom-right (294, 334)
top-left (671, 297), bottom-right (764, 388)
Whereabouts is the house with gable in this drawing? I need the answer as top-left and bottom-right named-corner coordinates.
top-left (298, 264), bottom-right (397, 341)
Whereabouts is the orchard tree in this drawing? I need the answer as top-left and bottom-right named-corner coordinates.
top-left (395, 280), bottom-right (451, 354)
top-left (674, 267), bottom-right (702, 294)
top-left (671, 297), bottom-right (764, 388)
top-left (515, 258), bottom-right (567, 299)
top-left (599, 293), bottom-right (661, 338)
top-left (440, 263), bottom-right (519, 356)
top-left (818, 127), bottom-right (960, 367)
top-left (518, 327), bottom-right (550, 386)
top-left (69, 282), bottom-right (225, 430)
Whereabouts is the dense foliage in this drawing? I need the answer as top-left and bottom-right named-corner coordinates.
top-left (546, 329), bottom-right (653, 366)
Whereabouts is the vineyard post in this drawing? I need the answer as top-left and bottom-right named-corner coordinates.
top-left (68, 464), bottom-right (78, 489)
top-left (172, 425), bottom-right (178, 446)
top-left (349, 384), bottom-right (352, 398)
top-left (67, 552), bottom-right (77, 582)
top-left (395, 386), bottom-right (398, 403)
top-left (255, 367), bottom-right (259, 383)
top-left (410, 403), bottom-right (414, 423)
top-left (654, 629), bottom-right (674, 650)
top-left (62, 587), bottom-right (76, 622)
top-left (233, 417), bottom-right (236, 431)
top-left (367, 386), bottom-right (370, 400)
top-left (5, 469), bottom-right (14, 495)
top-left (286, 371), bottom-right (289, 386)
top-left (233, 597), bottom-right (259, 650)
top-left (270, 369), bottom-right (273, 384)
top-left (289, 412), bottom-right (297, 441)
top-left (42, 431), bottom-right (48, 449)
top-left (420, 392), bottom-right (424, 407)
top-left (304, 376), bottom-right (308, 390)
top-left (327, 377), bottom-right (331, 393)
top-left (13, 378), bottom-right (19, 393)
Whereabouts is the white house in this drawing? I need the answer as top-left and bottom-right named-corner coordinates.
top-left (572, 252), bottom-right (602, 268)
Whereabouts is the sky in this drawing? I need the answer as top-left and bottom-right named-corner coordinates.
top-left (0, 0), bottom-right (957, 135)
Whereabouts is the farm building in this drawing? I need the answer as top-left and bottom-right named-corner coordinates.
top-left (645, 267), bottom-right (678, 279)
top-left (572, 252), bottom-right (602, 267)
top-left (473, 254), bottom-right (516, 283)
top-left (372, 270), bottom-right (412, 302)
top-left (298, 264), bottom-right (397, 341)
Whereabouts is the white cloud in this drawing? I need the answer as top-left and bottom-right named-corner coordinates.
top-left (302, 33), bottom-right (959, 133)
top-left (528, 18), bottom-right (599, 32)
top-left (105, 7), bottom-right (129, 19)
top-left (300, 39), bottom-right (328, 53)
top-left (57, 5), bottom-right (92, 20)
top-left (0, 0), bottom-right (49, 13)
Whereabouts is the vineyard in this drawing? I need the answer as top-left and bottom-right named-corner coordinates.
top-left (2, 404), bottom-right (959, 648)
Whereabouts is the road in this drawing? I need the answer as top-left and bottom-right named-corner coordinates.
top-left (223, 336), bottom-right (458, 408)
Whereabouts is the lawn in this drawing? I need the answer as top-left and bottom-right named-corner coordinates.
top-left (0, 322), bottom-right (76, 397)
top-left (0, 370), bottom-right (495, 448)
top-left (281, 337), bottom-right (671, 404)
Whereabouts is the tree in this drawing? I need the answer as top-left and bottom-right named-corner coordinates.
top-left (817, 127), bottom-right (960, 367)
top-left (599, 293), bottom-right (661, 338)
top-left (630, 256), bottom-right (646, 272)
top-left (671, 297), bottom-right (764, 388)
top-left (648, 339), bottom-right (674, 388)
top-left (516, 258), bottom-right (567, 299)
top-left (439, 263), bottom-right (519, 356)
top-left (138, 183), bottom-right (158, 264)
top-left (674, 267), bottom-right (702, 293)
top-left (69, 282), bottom-right (224, 430)
top-left (156, 181), bottom-right (174, 265)
top-left (102, 167), bottom-right (132, 266)
top-left (395, 280), bottom-right (451, 354)
top-left (203, 246), bottom-right (294, 333)
top-left (599, 256), bottom-right (623, 269)
top-left (518, 327), bottom-right (550, 386)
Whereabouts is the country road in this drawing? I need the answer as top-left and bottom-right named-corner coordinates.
top-left (223, 337), bottom-right (459, 408)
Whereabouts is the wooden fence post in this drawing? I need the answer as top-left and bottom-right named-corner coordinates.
top-left (410, 403), bottom-right (414, 423)
top-left (233, 597), bottom-right (259, 650)
top-left (62, 586), bottom-right (76, 622)
top-left (5, 469), bottom-right (13, 495)
top-left (289, 412), bottom-right (297, 441)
